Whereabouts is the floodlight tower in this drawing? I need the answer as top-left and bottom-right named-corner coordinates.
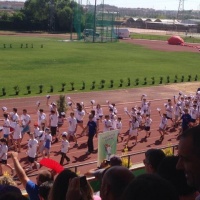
top-left (177, 0), bottom-right (184, 21)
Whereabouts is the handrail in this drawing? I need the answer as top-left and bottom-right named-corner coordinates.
top-left (67, 143), bottom-right (178, 173)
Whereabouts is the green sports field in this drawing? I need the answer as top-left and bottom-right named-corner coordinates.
top-left (0, 34), bottom-right (199, 97)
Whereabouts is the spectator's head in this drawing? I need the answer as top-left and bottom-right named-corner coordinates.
top-left (49, 169), bottom-right (77, 200)
top-left (0, 174), bottom-right (17, 186)
top-left (144, 149), bottom-right (166, 174)
top-left (0, 184), bottom-right (26, 200)
top-left (109, 155), bottom-right (122, 166)
top-left (176, 125), bottom-right (200, 191)
top-left (100, 166), bottom-right (134, 200)
top-left (121, 174), bottom-right (179, 200)
top-left (158, 156), bottom-right (197, 199)
top-left (36, 170), bottom-right (52, 186)
top-left (38, 181), bottom-right (53, 200)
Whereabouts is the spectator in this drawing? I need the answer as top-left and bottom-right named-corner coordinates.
top-left (121, 174), bottom-right (179, 200)
top-left (38, 181), bottom-right (53, 200)
top-left (176, 125), bottom-right (200, 197)
top-left (158, 156), bottom-right (198, 200)
top-left (143, 148), bottom-right (166, 174)
top-left (10, 152), bottom-right (52, 200)
top-left (49, 169), bottom-right (77, 200)
top-left (100, 166), bottom-right (134, 200)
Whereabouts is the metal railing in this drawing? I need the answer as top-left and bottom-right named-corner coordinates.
top-left (67, 143), bottom-right (178, 173)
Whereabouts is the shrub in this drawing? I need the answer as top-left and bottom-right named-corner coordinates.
top-left (151, 77), bottom-right (155, 85)
top-left (13, 85), bottom-right (20, 95)
top-left (127, 77), bottom-right (131, 86)
top-left (135, 78), bottom-right (139, 86)
top-left (181, 75), bottom-right (184, 82)
top-left (119, 79), bottom-right (124, 87)
top-left (2, 87), bottom-right (6, 96)
top-left (26, 85), bottom-right (31, 94)
top-left (57, 95), bottom-right (67, 114)
top-left (39, 85), bottom-right (43, 93)
top-left (110, 80), bottom-right (114, 88)
top-left (143, 77), bottom-right (147, 85)
top-left (188, 75), bottom-right (191, 82)
top-left (195, 75), bottom-right (198, 81)
top-left (100, 79), bottom-right (105, 89)
top-left (61, 83), bottom-right (66, 92)
top-left (91, 81), bottom-right (95, 90)
top-left (159, 76), bottom-right (163, 84)
top-left (50, 85), bottom-right (53, 93)
top-left (166, 76), bottom-right (170, 83)
top-left (70, 82), bottom-right (75, 90)
top-left (81, 81), bottom-right (85, 90)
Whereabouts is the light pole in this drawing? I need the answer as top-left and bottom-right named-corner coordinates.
top-left (93, 0), bottom-right (97, 43)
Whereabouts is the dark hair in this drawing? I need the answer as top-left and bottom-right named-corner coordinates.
top-left (39, 109), bottom-right (44, 112)
top-left (23, 109), bottom-right (27, 112)
top-left (38, 170), bottom-right (52, 185)
top-left (3, 113), bottom-right (8, 119)
top-left (103, 166), bottom-right (135, 200)
top-left (122, 174), bottom-right (179, 200)
top-left (13, 108), bottom-right (17, 112)
top-left (180, 125), bottom-right (200, 156)
top-left (145, 149), bottom-right (165, 172)
top-left (38, 181), bottom-right (53, 200)
top-left (49, 169), bottom-right (77, 200)
top-left (76, 103), bottom-right (82, 111)
top-left (157, 156), bottom-right (196, 196)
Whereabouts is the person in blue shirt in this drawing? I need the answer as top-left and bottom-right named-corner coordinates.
top-left (10, 152), bottom-right (52, 200)
top-left (84, 114), bottom-right (97, 155)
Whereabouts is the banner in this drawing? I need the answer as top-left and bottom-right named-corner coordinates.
top-left (97, 130), bottom-right (119, 167)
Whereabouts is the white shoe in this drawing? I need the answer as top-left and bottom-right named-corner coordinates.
top-left (36, 163), bottom-right (40, 170)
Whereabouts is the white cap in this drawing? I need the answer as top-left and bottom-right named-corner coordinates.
top-left (67, 102), bottom-right (72, 106)
top-left (164, 103), bottom-right (167, 107)
top-left (197, 91), bottom-right (200, 95)
top-left (106, 100), bottom-right (109, 104)
top-left (46, 95), bottom-right (50, 99)
top-left (67, 97), bottom-right (71, 100)
top-left (80, 102), bottom-right (84, 106)
top-left (91, 100), bottom-right (95, 104)
top-left (36, 101), bottom-right (40, 106)
top-left (2, 106), bottom-right (7, 111)
top-left (62, 132), bottom-right (68, 136)
top-left (157, 108), bottom-right (161, 111)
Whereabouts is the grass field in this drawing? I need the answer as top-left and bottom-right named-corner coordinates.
top-left (0, 34), bottom-right (199, 98)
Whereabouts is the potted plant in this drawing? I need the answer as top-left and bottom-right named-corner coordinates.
top-left (2, 87), bottom-right (6, 96)
top-left (91, 81), bottom-right (95, 90)
top-left (166, 76), bottom-right (170, 83)
top-left (159, 76), bottom-right (163, 84)
top-left (194, 75), bottom-right (198, 81)
top-left (135, 78), bottom-right (139, 86)
top-left (81, 81), bottom-right (85, 90)
top-left (50, 85), bottom-right (53, 93)
top-left (174, 75), bottom-right (178, 83)
top-left (13, 85), bottom-right (20, 95)
top-left (26, 85), bottom-right (31, 94)
top-left (110, 80), bottom-right (114, 88)
top-left (39, 85), bottom-right (43, 94)
top-left (70, 82), bottom-right (75, 90)
top-left (61, 83), bottom-right (66, 92)
top-left (100, 79), bottom-right (105, 89)
top-left (181, 75), bottom-right (184, 82)
top-left (119, 79), bottom-right (124, 87)
top-left (143, 77), bottom-right (147, 85)
top-left (188, 75), bottom-right (191, 82)
top-left (151, 77), bottom-right (155, 85)
top-left (127, 77), bottom-right (130, 86)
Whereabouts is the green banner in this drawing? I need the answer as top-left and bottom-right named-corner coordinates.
top-left (97, 130), bottom-right (119, 166)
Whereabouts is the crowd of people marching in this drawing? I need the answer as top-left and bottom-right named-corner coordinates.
top-left (0, 90), bottom-right (200, 175)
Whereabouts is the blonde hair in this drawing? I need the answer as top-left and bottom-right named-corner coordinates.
top-left (0, 175), bottom-right (17, 186)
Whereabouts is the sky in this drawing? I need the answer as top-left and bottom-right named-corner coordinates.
top-left (1, 0), bottom-right (200, 10)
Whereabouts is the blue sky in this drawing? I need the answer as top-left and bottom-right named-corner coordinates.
top-left (2, 0), bottom-right (200, 10)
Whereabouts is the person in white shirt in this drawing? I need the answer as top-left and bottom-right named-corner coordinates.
top-left (0, 138), bottom-right (14, 176)
top-left (10, 107), bottom-right (19, 133)
top-left (49, 110), bottom-right (58, 143)
top-left (12, 121), bottom-right (22, 152)
top-left (144, 114), bottom-right (152, 138)
top-left (116, 117), bottom-right (123, 142)
top-left (27, 133), bottom-right (39, 171)
top-left (0, 113), bottom-right (10, 141)
top-left (59, 132), bottom-right (70, 165)
top-left (165, 100), bottom-right (174, 127)
top-left (21, 109), bottom-right (31, 138)
top-left (67, 112), bottom-right (78, 147)
top-left (158, 111), bottom-right (168, 141)
top-left (103, 115), bottom-right (112, 132)
top-left (37, 109), bottom-right (46, 128)
top-left (42, 128), bottom-right (52, 158)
